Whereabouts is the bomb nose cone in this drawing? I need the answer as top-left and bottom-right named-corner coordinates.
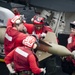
top-left (48, 43), bottom-right (72, 56)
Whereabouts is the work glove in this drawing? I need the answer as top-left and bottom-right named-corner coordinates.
top-left (7, 64), bottom-right (16, 74)
top-left (40, 68), bottom-right (46, 74)
top-left (67, 36), bottom-right (72, 44)
top-left (31, 34), bottom-right (40, 48)
top-left (31, 34), bottom-right (39, 40)
top-left (9, 73), bottom-right (17, 75)
top-left (41, 33), bottom-right (46, 38)
top-left (72, 50), bottom-right (75, 59)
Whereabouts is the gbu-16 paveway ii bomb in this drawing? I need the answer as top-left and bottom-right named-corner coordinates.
top-left (0, 28), bottom-right (73, 57)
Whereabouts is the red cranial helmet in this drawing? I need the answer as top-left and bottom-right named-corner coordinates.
top-left (11, 15), bottom-right (26, 25)
top-left (31, 15), bottom-right (45, 25)
top-left (23, 36), bottom-right (36, 48)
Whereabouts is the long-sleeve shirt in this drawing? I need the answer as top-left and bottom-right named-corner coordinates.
top-left (4, 46), bottom-right (41, 74)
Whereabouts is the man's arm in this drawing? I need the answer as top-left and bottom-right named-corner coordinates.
top-left (28, 54), bottom-right (46, 74)
top-left (7, 19), bottom-right (13, 28)
top-left (4, 50), bottom-right (15, 74)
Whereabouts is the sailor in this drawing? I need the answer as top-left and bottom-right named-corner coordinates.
top-left (62, 21), bottom-right (75, 75)
top-left (4, 15), bottom-right (34, 56)
top-left (31, 14), bottom-right (53, 39)
top-left (4, 35), bottom-right (46, 75)
top-left (31, 14), bottom-right (59, 75)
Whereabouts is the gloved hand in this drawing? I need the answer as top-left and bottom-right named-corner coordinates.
top-left (9, 73), bottom-right (17, 75)
top-left (40, 68), bottom-right (46, 74)
top-left (7, 64), bottom-right (16, 74)
top-left (10, 70), bottom-right (16, 74)
top-left (31, 34), bottom-right (39, 40)
top-left (67, 37), bottom-right (72, 44)
top-left (41, 33), bottom-right (46, 38)
top-left (72, 50), bottom-right (75, 59)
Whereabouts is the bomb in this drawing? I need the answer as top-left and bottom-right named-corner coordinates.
top-left (37, 42), bottom-right (72, 56)
top-left (0, 27), bottom-right (73, 57)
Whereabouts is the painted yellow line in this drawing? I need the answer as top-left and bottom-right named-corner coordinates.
top-left (0, 58), bottom-right (4, 62)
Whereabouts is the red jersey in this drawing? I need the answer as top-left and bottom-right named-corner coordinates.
top-left (4, 27), bottom-right (28, 55)
top-left (32, 25), bottom-right (53, 38)
top-left (66, 35), bottom-right (75, 66)
top-left (24, 23), bottom-right (34, 34)
top-left (4, 46), bottom-right (41, 74)
top-left (34, 26), bottom-right (53, 34)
